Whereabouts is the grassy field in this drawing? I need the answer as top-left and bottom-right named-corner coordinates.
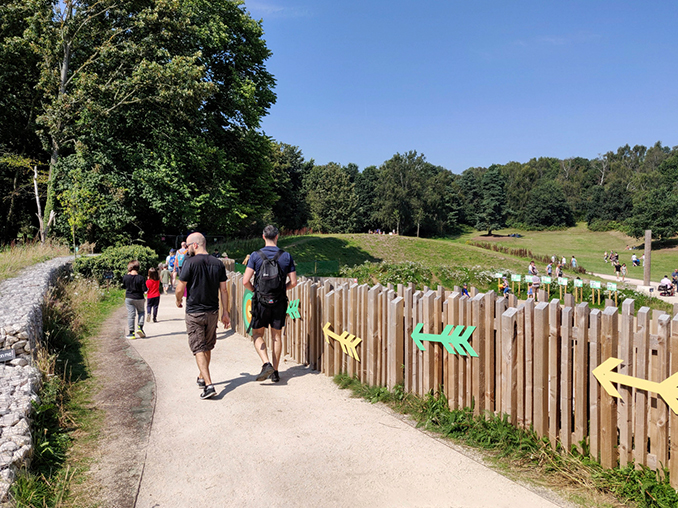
top-left (0, 241), bottom-right (70, 283)
top-left (453, 223), bottom-right (677, 283)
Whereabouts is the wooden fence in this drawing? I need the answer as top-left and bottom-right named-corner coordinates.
top-left (225, 272), bottom-right (678, 488)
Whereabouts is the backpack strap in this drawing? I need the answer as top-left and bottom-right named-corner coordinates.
top-left (273, 249), bottom-right (284, 262)
top-left (257, 249), bottom-right (269, 261)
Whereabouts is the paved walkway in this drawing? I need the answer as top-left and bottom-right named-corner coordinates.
top-left (129, 295), bottom-right (568, 508)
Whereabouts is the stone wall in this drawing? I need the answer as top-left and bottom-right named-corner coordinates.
top-left (0, 257), bottom-right (72, 502)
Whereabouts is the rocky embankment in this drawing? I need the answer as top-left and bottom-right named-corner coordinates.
top-left (0, 257), bottom-right (72, 502)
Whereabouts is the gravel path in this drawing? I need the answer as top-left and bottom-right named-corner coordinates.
top-left (128, 294), bottom-right (568, 508)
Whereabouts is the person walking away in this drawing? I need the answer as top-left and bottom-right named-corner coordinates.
top-left (176, 241), bottom-right (189, 277)
top-left (546, 262), bottom-right (553, 277)
top-left (604, 251), bottom-right (608, 263)
top-left (175, 232), bottom-right (230, 400)
top-left (160, 264), bottom-right (171, 293)
top-left (167, 249), bottom-right (177, 289)
top-left (243, 225), bottom-right (297, 383)
top-left (571, 256), bottom-right (577, 269)
top-left (556, 263), bottom-right (563, 278)
top-left (123, 260), bottom-right (146, 339)
top-left (621, 263), bottom-right (627, 283)
top-left (146, 267), bottom-right (161, 322)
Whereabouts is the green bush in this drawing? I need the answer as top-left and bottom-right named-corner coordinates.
top-left (341, 261), bottom-right (433, 287)
top-left (587, 219), bottom-right (624, 232)
top-left (74, 245), bottom-right (159, 284)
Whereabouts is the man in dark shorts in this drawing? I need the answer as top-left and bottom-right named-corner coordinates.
top-left (176, 232), bottom-right (230, 399)
top-left (243, 225), bottom-right (297, 383)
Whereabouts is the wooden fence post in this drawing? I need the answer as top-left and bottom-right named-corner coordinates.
top-left (574, 302), bottom-right (589, 453)
top-left (387, 296), bottom-right (404, 390)
top-left (447, 292), bottom-right (460, 410)
top-left (533, 302), bottom-right (549, 439)
top-left (670, 314), bottom-right (678, 489)
top-left (618, 299), bottom-right (634, 467)
top-left (654, 314), bottom-right (670, 471)
top-left (524, 298), bottom-right (534, 428)
top-left (589, 309), bottom-right (601, 462)
top-left (367, 286), bottom-right (379, 385)
top-left (548, 299), bottom-right (561, 449)
top-left (516, 304), bottom-right (526, 427)
top-left (634, 307), bottom-right (650, 468)
top-left (471, 293), bottom-right (486, 415)
top-left (403, 286), bottom-right (414, 393)
top-left (600, 306), bottom-right (619, 469)
top-left (501, 307), bottom-right (518, 425)
top-left (560, 306), bottom-right (573, 451)
top-left (484, 291), bottom-right (496, 414)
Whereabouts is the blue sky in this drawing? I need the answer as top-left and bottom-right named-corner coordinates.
top-left (245, 1), bottom-right (678, 173)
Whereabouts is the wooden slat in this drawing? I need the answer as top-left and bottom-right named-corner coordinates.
top-left (484, 291), bottom-right (496, 413)
top-left (548, 299), bottom-right (561, 448)
top-left (524, 298), bottom-right (535, 427)
top-left (494, 297), bottom-right (507, 413)
top-left (574, 302), bottom-right (589, 452)
top-left (458, 295), bottom-right (469, 408)
top-left (472, 293), bottom-right (486, 415)
top-left (501, 307), bottom-right (518, 425)
top-left (670, 314), bottom-right (678, 489)
top-left (403, 287), bottom-right (414, 392)
top-left (433, 294), bottom-right (443, 391)
top-left (560, 306), bottom-right (573, 451)
top-left (634, 307), bottom-right (650, 468)
top-left (600, 306), bottom-right (619, 469)
top-left (387, 296), bottom-right (404, 389)
top-left (422, 291), bottom-right (436, 394)
top-left (324, 290), bottom-right (335, 376)
top-left (366, 286), bottom-right (379, 385)
top-left (447, 292), bottom-right (460, 410)
top-left (465, 293), bottom-right (473, 408)
top-left (618, 299), bottom-right (634, 466)
top-left (589, 309), bottom-right (601, 462)
top-left (412, 291), bottom-right (422, 395)
top-left (655, 314), bottom-right (670, 470)
top-left (334, 287), bottom-right (343, 374)
top-left (533, 302), bottom-right (549, 438)
top-left (515, 304), bottom-right (525, 426)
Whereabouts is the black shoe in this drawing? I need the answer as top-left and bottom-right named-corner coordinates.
top-left (256, 362), bottom-right (274, 381)
top-left (197, 377), bottom-right (206, 388)
top-left (200, 385), bottom-right (216, 399)
top-left (271, 370), bottom-right (280, 383)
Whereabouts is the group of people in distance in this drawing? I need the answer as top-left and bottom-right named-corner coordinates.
top-left (604, 250), bottom-right (637, 282)
top-left (123, 225), bottom-right (297, 400)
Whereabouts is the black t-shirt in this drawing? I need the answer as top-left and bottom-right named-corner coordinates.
top-left (122, 274), bottom-right (146, 299)
top-left (179, 254), bottom-right (227, 313)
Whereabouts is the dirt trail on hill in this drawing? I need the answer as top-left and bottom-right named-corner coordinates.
top-left (111, 296), bottom-right (572, 508)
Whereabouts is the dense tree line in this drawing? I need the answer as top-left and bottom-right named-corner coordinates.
top-left (273, 142), bottom-right (678, 240)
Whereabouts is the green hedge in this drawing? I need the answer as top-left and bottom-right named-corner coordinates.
top-left (74, 245), bottom-right (160, 285)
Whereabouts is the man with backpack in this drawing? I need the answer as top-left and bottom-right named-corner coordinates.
top-left (242, 225), bottom-right (297, 383)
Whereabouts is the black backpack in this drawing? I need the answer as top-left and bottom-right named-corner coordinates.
top-left (254, 249), bottom-right (286, 306)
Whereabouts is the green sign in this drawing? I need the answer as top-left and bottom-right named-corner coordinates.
top-left (541, 276), bottom-right (552, 284)
top-left (242, 290), bottom-right (253, 332)
top-left (574, 279), bottom-right (583, 288)
top-left (607, 282), bottom-right (618, 291)
top-left (411, 324), bottom-right (478, 357)
top-left (524, 275), bottom-right (534, 282)
top-left (590, 281), bottom-right (601, 289)
top-left (511, 274), bottom-right (522, 282)
top-left (558, 277), bottom-right (568, 286)
top-left (287, 299), bottom-right (301, 319)
top-left (495, 273), bottom-right (503, 278)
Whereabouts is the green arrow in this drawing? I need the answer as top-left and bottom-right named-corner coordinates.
top-left (411, 323), bottom-right (478, 357)
top-left (286, 299), bottom-right (300, 319)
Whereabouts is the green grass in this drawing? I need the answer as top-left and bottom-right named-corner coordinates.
top-left (0, 241), bottom-right (70, 283)
top-left (12, 276), bottom-right (124, 508)
top-left (453, 223), bottom-right (678, 283)
top-left (334, 374), bottom-right (678, 508)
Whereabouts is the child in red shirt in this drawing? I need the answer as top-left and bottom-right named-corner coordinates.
top-left (146, 268), bottom-right (161, 322)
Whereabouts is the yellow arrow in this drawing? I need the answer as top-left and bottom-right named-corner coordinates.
top-left (323, 322), bottom-right (362, 362)
top-left (593, 357), bottom-right (678, 415)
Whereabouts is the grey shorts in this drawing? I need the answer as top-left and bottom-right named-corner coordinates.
top-left (186, 310), bottom-right (219, 354)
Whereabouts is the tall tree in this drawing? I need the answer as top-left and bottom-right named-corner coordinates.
top-left (304, 163), bottom-right (358, 233)
top-left (269, 142), bottom-right (312, 231)
top-left (475, 166), bottom-right (507, 235)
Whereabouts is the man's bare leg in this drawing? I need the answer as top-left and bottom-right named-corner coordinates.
top-left (195, 350), bottom-right (212, 386)
top-left (270, 328), bottom-right (282, 370)
top-left (252, 327), bottom-right (270, 364)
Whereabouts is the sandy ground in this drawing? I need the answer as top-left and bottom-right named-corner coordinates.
top-left (121, 295), bottom-right (570, 508)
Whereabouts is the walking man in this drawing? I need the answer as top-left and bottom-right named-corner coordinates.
top-left (243, 225), bottom-right (297, 383)
top-left (176, 232), bottom-right (230, 399)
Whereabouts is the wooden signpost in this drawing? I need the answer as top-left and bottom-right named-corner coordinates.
top-left (574, 278), bottom-right (583, 302)
top-left (590, 280), bottom-right (601, 304)
top-left (558, 277), bottom-right (568, 301)
top-left (511, 274), bottom-right (521, 295)
top-left (541, 276), bottom-right (552, 299)
top-left (607, 282), bottom-right (618, 306)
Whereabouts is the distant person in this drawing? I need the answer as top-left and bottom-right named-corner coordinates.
top-left (561, 256), bottom-right (566, 267)
top-left (632, 254), bottom-right (639, 267)
top-left (672, 268), bottom-right (678, 286)
top-left (243, 225), bottom-right (297, 383)
top-left (614, 261), bottom-right (622, 281)
top-left (146, 267), bottom-right (161, 323)
top-left (123, 260), bottom-right (146, 340)
top-left (176, 241), bottom-right (189, 277)
top-left (167, 249), bottom-right (177, 289)
top-left (621, 263), bottom-right (627, 283)
top-left (160, 264), bottom-right (171, 294)
top-left (660, 275), bottom-right (673, 288)
top-left (556, 263), bottom-right (563, 278)
top-left (176, 232), bottom-right (231, 400)
top-left (528, 261), bottom-right (538, 276)
top-left (604, 251), bottom-right (609, 263)
top-left (571, 256), bottom-right (577, 269)
top-left (212, 248), bottom-right (220, 258)
top-left (546, 262), bottom-right (553, 277)
top-left (527, 283), bottom-right (533, 298)
top-left (461, 283), bottom-right (470, 297)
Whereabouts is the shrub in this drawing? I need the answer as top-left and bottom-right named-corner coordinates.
top-left (74, 245), bottom-right (159, 285)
